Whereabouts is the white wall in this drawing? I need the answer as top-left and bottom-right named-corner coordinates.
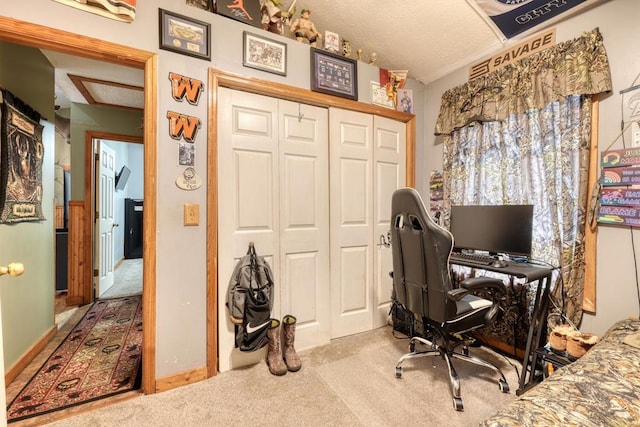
top-left (423, 0), bottom-right (640, 337)
top-left (0, 1), bottom-right (425, 378)
top-left (109, 140), bottom-right (143, 263)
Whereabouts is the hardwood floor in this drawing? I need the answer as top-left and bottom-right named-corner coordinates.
top-left (54, 291), bottom-right (73, 316)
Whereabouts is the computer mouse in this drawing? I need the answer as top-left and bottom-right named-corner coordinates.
top-left (490, 259), bottom-right (508, 268)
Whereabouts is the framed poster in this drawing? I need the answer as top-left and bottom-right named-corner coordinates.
top-left (370, 81), bottom-right (394, 109)
top-left (242, 31), bottom-right (287, 76)
top-left (215, 0), bottom-right (262, 29)
top-left (159, 9), bottom-right (211, 61)
top-left (310, 48), bottom-right (357, 101)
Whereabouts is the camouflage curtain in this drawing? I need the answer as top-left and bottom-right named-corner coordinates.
top-left (435, 28), bottom-right (611, 136)
top-left (437, 28), bottom-right (612, 348)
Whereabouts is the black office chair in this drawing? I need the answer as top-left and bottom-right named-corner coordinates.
top-left (390, 188), bottom-right (509, 411)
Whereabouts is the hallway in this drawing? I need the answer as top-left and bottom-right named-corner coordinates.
top-left (8, 259), bottom-right (143, 426)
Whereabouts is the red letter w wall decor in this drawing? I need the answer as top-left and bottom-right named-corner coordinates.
top-left (168, 72), bottom-right (204, 105)
top-left (167, 111), bottom-right (201, 143)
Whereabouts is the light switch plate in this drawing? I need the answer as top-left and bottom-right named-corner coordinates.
top-left (184, 204), bottom-right (199, 226)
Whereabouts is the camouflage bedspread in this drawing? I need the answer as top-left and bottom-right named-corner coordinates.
top-left (481, 318), bottom-right (640, 426)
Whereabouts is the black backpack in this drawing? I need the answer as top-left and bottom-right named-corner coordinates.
top-left (226, 242), bottom-right (275, 352)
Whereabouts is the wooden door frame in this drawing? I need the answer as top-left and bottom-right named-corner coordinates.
top-left (84, 133), bottom-right (143, 301)
top-left (207, 68), bottom-right (416, 375)
top-left (0, 17), bottom-right (158, 395)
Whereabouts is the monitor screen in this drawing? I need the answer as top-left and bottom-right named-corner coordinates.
top-left (449, 204), bottom-right (534, 258)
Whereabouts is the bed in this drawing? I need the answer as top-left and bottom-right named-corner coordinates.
top-left (482, 318), bottom-right (640, 426)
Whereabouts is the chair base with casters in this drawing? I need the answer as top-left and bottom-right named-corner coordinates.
top-left (394, 322), bottom-right (509, 411)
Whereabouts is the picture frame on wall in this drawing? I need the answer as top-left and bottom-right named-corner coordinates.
top-left (159, 9), bottom-right (211, 61)
top-left (242, 31), bottom-right (287, 76)
top-left (310, 48), bottom-right (358, 101)
top-left (324, 30), bottom-right (340, 53)
top-left (215, 0), bottom-right (262, 29)
top-left (370, 81), bottom-right (395, 109)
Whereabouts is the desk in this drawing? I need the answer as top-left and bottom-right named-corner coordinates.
top-left (449, 255), bottom-right (553, 395)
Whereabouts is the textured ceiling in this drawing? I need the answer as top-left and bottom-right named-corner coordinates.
top-left (305, 0), bottom-right (504, 84)
top-left (305, 0), bottom-right (609, 84)
top-left (40, 0), bottom-right (608, 109)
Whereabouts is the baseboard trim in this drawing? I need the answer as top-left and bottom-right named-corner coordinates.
top-left (155, 366), bottom-right (208, 393)
top-left (6, 325), bottom-right (57, 385)
top-left (66, 296), bottom-right (85, 305)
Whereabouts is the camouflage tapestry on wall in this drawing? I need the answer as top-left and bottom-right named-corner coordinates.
top-left (0, 101), bottom-right (45, 223)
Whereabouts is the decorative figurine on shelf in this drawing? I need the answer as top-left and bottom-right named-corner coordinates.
top-left (369, 52), bottom-right (377, 65)
top-left (356, 48), bottom-right (363, 61)
top-left (260, 0), bottom-right (296, 35)
top-left (342, 39), bottom-right (352, 57)
top-left (289, 8), bottom-right (321, 47)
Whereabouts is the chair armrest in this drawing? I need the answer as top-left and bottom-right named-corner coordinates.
top-left (447, 277), bottom-right (506, 302)
top-left (460, 277), bottom-right (506, 298)
top-left (447, 288), bottom-right (469, 301)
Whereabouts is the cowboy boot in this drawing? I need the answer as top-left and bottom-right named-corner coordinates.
top-left (266, 319), bottom-right (287, 376)
top-left (282, 315), bottom-right (302, 372)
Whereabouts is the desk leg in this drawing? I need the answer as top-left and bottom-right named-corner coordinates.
top-left (516, 274), bottom-right (551, 395)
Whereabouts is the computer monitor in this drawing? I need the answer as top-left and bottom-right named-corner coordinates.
top-left (449, 204), bottom-right (534, 258)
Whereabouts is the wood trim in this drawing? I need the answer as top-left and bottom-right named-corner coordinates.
top-left (5, 326), bottom-right (57, 385)
top-left (583, 96), bottom-right (599, 313)
top-left (155, 367), bottom-right (208, 393)
top-left (0, 16), bottom-right (157, 396)
top-left (207, 71), bottom-right (220, 378)
top-left (207, 68), bottom-right (417, 375)
top-left (67, 201), bottom-right (87, 305)
top-left (210, 70), bottom-right (416, 124)
top-left (142, 54), bottom-right (158, 394)
top-left (68, 74), bottom-right (144, 112)
top-left (0, 19), bottom-right (148, 68)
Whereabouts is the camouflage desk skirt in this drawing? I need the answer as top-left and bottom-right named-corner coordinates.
top-left (481, 318), bottom-right (640, 426)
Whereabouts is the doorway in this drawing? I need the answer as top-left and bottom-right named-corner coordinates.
top-left (91, 136), bottom-right (144, 300)
top-left (0, 17), bottom-right (157, 398)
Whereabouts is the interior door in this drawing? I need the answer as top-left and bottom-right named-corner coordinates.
top-left (96, 139), bottom-right (116, 297)
top-left (217, 88), bottom-right (330, 372)
top-left (278, 100), bottom-right (330, 351)
top-left (218, 88), bottom-right (280, 372)
top-left (372, 116), bottom-right (406, 328)
top-left (329, 108), bottom-right (374, 338)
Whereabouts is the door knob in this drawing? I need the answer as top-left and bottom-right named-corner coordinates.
top-left (112, 223), bottom-right (120, 228)
top-left (0, 262), bottom-right (24, 277)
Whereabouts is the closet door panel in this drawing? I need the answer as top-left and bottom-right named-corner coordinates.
top-left (218, 88), bottom-right (280, 372)
top-left (373, 116), bottom-right (406, 328)
top-left (235, 150), bottom-right (274, 229)
top-left (279, 100), bottom-right (330, 350)
top-left (330, 108), bottom-right (374, 338)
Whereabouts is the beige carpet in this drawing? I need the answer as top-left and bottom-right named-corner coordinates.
top-left (100, 258), bottom-right (142, 299)
top-left (43, 326), bottom-right (520, 427)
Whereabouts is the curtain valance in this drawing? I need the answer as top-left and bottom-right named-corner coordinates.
top-left (435, 28), bottom-right (612, 136)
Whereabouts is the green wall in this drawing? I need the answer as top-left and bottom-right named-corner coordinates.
top-left (0, 42), bottom-right (54, 121)
top-left (0, 42), bottom-right (142, 371)
top-left (0, 43), bottom-right (55, 370)
top-left (69, 103), bottom-right (143, 201)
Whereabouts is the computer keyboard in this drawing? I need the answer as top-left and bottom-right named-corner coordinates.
top-left (450, 252), bottom-right (496, 265)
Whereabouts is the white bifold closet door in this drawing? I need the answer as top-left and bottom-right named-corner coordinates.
top-left (217, 88), bottom-right (330, 373)
top-left (329, 108), bottom-right (406, 338)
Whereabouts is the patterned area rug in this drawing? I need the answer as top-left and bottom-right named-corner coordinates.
top-left (7, 295), bottom-right (143, 423)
